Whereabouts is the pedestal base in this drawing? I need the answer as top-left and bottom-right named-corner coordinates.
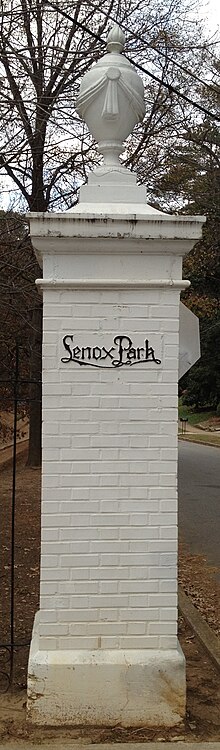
top-left (27, 614), bottom-right (186, 727)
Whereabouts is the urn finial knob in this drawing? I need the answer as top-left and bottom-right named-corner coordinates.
top-left (106, 24), bottom-right (125, 54)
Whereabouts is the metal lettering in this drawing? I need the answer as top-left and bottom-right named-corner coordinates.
top-left (61, 334), bottom-right (161, 368)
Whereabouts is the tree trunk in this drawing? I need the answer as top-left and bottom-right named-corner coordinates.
top-left (27, 304), bottom-right (42, 467)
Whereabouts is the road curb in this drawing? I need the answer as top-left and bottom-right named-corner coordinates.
top-left (178, 436), bottom-right (220, 448)
top-left (178, 585), bottom-right (220, 671)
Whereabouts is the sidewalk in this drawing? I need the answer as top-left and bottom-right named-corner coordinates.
top-left (178, 421), bottom-right (209, 435)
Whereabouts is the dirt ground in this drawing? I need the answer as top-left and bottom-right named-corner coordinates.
top-left (0, 449), bottom-right (220, 743)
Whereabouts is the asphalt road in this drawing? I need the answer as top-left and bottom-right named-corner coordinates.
top-left (178, 441), bottom-right (220, 572)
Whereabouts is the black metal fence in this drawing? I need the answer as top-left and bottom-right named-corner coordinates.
top-left (0, 342), bottom-right (41, 691)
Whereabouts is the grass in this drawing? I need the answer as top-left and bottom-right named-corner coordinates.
top-left (179, 433), bottom-right (220, 447)
top-left (178, 400), bottom-right (215, 426)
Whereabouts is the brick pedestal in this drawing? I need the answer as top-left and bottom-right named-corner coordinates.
top-left (27, 202), bottom-right (203, 725)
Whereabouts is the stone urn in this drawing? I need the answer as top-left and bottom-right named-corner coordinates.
top-left (76, 25), bottom-right (145, 168)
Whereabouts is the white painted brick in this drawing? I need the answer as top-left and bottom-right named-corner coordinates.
top-left (100, 582), bottom-right (118, 594)
top-left (119, 448), bottom-right (155, 461)
top-left (62, 408), bottom-right (90, 421)
top-left (129, 567), bottom-right (150, 579)
top-left (59, 637), bottom-right (99, 649)
top-left (128, 487), bottom-right (150, 499)
top-left (99, 475), bottom-right (119, 487)
top-left (160, 526), bottom-right (177, 539)
top-left (88, 622), bottom-right (127, 635)
top-left (119, 636), bottom-right (159, 648)
top-left (60, 554), bottom-right (99, 567)
top-left (89, 595), bottom-right (128, 608)
top-left (90, 567), bottom-right (129, 580)
top-left (43, 514), bottom-right (71, 527)
top-left (120, 527), bottom-right (159, 540)
top-left (39, 637), bottom-right (58, 650)
top-left (128, 595), bottom-right (148, 607)
top-left (120, 581), bottom-right (159, 593)
top-left (149, 487), bottom-right (176, 499)
top-left (129, 436), bottom-right (149, 447)
top-left (120, 475), bottom-right (159, 487)
top-left (90, 487), bottom-right (127, 500)
top-left (72, 582), bottom-right (99, 594)
top-left (160, 449), bottom-right (178, 461)
top-left (42, 475), bottom-right (61, 488)
top-left (150, 305), bottom-right (178, 318)
top-left (44, 304), bottom-right (72, 316)
top-left (62, 475), bottom-right (98, 487)
top-left (160, 553), bottom-right (177, 566)
top-left (39, 610), bottom-right (57, 623)
top-left (59, 501), bottom-right (99, 513)
top-left (40, 582), bottom-right (57, 594)
top-left (58, 582), bottom-right (83, 595)
top-left (100, 449), bottom-right (119, 460)
top-left (43, 489), bottom-right (71, 501)
top-left (160, 636), bottom-right (177, 649)
top-left (127, 622), bottom-right (146, 634)
top-left (70, 487), bottom-right (93, 500)
top-left (98, 527), bottom-right (120, 540)
top-left (98, 500), bottom-right (150, 514)
top-left (58, 601), bottom-right (91, 618)
top-left (60, 528), bottom-right (96, 541)
top-left (41, 555), bottom-right (59, 567)
top-left (149, 622), bottom-right (177, 635)
top-left (99, 637), bottom-right (120, 648)
top-left (39, 623), bottom-right (68, 636)
top-left (99, 609), bottom-right (119, 621)
top-left (148, 541), bottom-right (177, 552)
top-left (119, 608), bottom-right (159, 621)
top-left (43, 383), bottom-right (72, 396)
top-left (130, 514), bottom-right (149, 525)
top-left (42, 502), bottom-right (60, 514)
top-left (92, 435), bottom-right (129, 447)
top-left (58, 608), bottom-right (99, 633)
top-left (148, 594), bottom-right (177, 607)
top-left (149, 567), bottom-right (176, 579)
top-left (160, 500), bottom-right (177, 512)
top-left (39, 596), bottom-right (59, 611)
top-left (62, 446), bottom-right (96, 462)
top-left (43, 332), bottom-right (58, 344)
top-left (101, 554), bottom-right (120, 566)
top-left (41, 567), bottom-right (70, 580)
top-left (43, 423), bottom-right (59, 435)
top-left (160, 608), bottom-right (177, 621)
top-left (43, 436), bottom-right (71, 448)
top-left (42, 542), bottom-right (88, 555)
top-left (43, 408), bottom-right (71, 422)
top-left (41, 529), bottom-right (59, 541)
top-left (39, 287), bottom-right (180, 650)
top-left (42, 461), bottom-right (72, 474)
top-left (61, 422), bottom-right (99, 433)
top-left (90, 514), bottom-right (130, 526)
top-left (150, 513), bottom-right (177, 525)
top-left (90, 541), bottom-right (129, 553)
top-left (159, 580), bottom-right (177, 592)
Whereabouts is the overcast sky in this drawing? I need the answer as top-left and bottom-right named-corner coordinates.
top-left (201, 0), bottom-right (220, 33)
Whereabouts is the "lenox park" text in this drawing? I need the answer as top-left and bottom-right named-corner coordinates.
top-left (61, 334), bottom-right (161, 369)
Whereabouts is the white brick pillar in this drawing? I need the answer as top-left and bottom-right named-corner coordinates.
top-left (27, 22), bottom-right (204, 726)
top-left (27, 187), bottom-right (203, 725)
